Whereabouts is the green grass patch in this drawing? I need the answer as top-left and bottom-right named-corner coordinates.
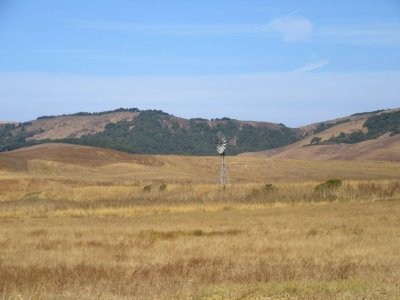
top-left (137, 229), bottom-right (242, 241)
top-left (197, 280), bottom-right (390, 299)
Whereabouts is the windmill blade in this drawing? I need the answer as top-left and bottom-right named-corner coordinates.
top-left (215, 132), bottom-right (227, 154)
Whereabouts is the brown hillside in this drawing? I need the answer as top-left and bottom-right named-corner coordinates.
top-left (0, 143), bottom-right (163, 172)
top-left (3, 108), bottom-right (399, 163)
top-left (1, 143), bottom-right (400, 184)
top-left (242, 108), bottom-right (400, 161)
top-left (15, 111), bottom-right (287, 145)
top-left (245, 134), bottom-right (400, 161)
top-left (299, 108), bottom-right (400, 136)
top-left (25, 112), bottom-right (139, 140)
top-left (299, 114), bottom-right (366, 137)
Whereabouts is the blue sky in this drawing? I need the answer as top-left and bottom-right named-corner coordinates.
top-left (0, 0), bottom-right (399, 126)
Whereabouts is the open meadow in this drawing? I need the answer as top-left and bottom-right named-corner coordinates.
top-left (0, 144), bottom-right (400, 299)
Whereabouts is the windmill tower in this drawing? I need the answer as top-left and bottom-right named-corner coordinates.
top-left (215, 132), bottom-right (228, 186)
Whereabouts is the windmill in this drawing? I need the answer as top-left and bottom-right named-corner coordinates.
top-left (215, 131), bottom-right (228, 186)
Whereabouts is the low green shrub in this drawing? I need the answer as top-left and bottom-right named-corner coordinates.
top-left (315, 179), bottom-right (342, 192)
top-left (143, 184), bottom-right (152, 192)
top-left (159, 184), bottom-right (167, 192)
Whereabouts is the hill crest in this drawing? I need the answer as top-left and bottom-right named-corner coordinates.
top-left (0, 108), bottom-right (299, 155)
top-left (1, 107), bottom-right (399, 159)
top-left (242, 108), bottom-right (400, 161)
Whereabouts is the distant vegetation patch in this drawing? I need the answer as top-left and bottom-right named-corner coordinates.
top-left (0, 123), bottom-right (42, 152)
top-left (1, 109), bottom-right (301, 154)
top-left (138, 229), bottom-right (242, 241)
top-left (2, 108), bottom-right (397, 154)
top-left (247, 183), bottom-right (278, 202)
top-left (310, 111), bottom-right (400, 145)
top-left (313, 119), bottom-right (351, 134)
top-left (36, 108), bottom-right (141, 120)
top-left (351, 109), bottom-right (385, 117)
top-left (57, 110), bottom-right (300, 155)
top-left (314, 179), bottom-right (343, 201)
top-left (315, 179), bottom-right (343, 192)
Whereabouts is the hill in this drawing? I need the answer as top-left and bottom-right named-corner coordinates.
top-left (0, 143), bottom-right (163, 172)
top-left (1, 143), bottom-right (400, 184)
top-left (243, 109), bottom-right (400, 161)
top-left (1, 107), bottom-right (399, 158)
top-left (0, 108), bottom-right (300, 155)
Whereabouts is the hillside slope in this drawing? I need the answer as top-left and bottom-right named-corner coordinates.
top-left (0, 108), bottom-right (300, 155)
top-left (243, 109), bottom-right (400, 161)
top-left (246, 134), bottom-right (400, 161)
top-left (27, 111), bottom-right (140, 140)
top-left (1, 107), bottom-right (399, 158)
top-left (0, 143), bottom-right (163, 172)
top-left (1, 143), bottom-right (400, 184)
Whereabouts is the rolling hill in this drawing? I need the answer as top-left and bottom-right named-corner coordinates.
top-left (1, 143), bottom-right (400, 185)
top-left (0, 107), bottom-right (399, 159)
top-left (0, 108), bottom-right (300, 155)
top-left (243, 109), bottom-right (400, 161)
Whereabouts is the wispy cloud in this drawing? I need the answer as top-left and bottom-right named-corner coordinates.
top-left (264, 15), bottom-right (314, 42)
top-left (293, 59), bottom-right (330, 73)
top-left (317, 23), bottom-right (400, 46)
top-left (1, 71), bottom-right (399, 126)
top-left (68, 16), bottom-right (314, 42)
top-left (69, 20), bottom-right (264, 37)
top-left (68, 18), bottom-right (400, 46)
top-left (29, 49), bottom-right (91, 54)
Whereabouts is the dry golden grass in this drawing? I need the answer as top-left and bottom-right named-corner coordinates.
top-left (0, 201), bottom-right (399, 299)
top-left (1, 144), bottom-right (400, 299)
top-left (2, 144), bottom-right (400, 183)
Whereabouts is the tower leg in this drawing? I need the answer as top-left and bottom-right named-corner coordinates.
top-left (220, 155), bottom-right (228, 186)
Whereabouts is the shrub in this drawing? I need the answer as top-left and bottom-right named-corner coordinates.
top-left (249, 188), bottom-right (261, 198)
top-left (246, 184), bottom-right (277, 202)
top-left (159, 184), bottom-right (167, 192)
top-left (143, 184), bottom-right (152, 192)
top-left (310, 137), bottom-right (321, 145)
top-left (315, 179), bottom-right (342, 192)
top-left (263, 184), bottom-right (276, 192)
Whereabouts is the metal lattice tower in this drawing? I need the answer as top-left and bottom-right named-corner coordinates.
top-left (215, 132), bottom-right (228, 186)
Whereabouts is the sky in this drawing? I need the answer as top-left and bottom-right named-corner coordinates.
top-left (0, 0), bottom-right (399, 127)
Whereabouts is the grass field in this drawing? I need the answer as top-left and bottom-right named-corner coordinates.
top-left (0, 144), bottom-right (400, 299)
top-left (1, 201), bottom-right (399, 299)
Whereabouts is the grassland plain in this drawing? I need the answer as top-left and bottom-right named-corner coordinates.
top-left (0, 144), bottom-right (400, 299)
top-left (1, 201), bottom-right (399, 299)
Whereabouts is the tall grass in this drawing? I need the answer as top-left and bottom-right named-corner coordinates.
top-left (1, 154), bottom-right (399, 298)
top-left (0, 179), bottom-right (399, 219)
top-left (0, 200), bottom-right (399, 299)
top-left (2, 179), bottom-right (400, 204)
